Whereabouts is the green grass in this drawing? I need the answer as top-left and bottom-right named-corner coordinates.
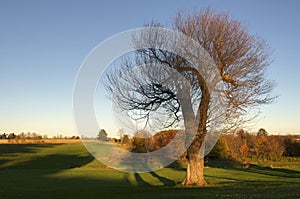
top-left (0, 143), bottom-right (299, 199)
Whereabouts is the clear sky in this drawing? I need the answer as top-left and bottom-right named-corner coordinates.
top-left (0, 0), bottom-right (299, 137)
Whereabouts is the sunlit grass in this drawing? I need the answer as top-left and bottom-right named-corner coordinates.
top-left (0, 142), bottom-right (299, 198)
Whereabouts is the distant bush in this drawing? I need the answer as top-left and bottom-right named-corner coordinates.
top-left (255, 135), bottom-right (285, 161)
top-left (131, 130), bottom-right (153, 153)
top-left (283, 136), bottom-right (300, 157)
top-left (208, 135), bottom-right (230, 159)
top-left (130, 129), bottom-right (184, 157)
top-left (223, 130), bottom-right (256, 162)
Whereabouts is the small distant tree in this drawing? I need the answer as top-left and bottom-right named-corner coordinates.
top-left (131, 130), bottom-right (153, 153)
top-left (257, 128), bottom-right (268, 137)
top-left (0, 133), bottom-right (7, 139)
top-left (255, 134), bottom-right (284, 161)
top-left (267, 136), bottom-right (285, 160)
top-left (117, 129), bottom-right (125, 140)
top-left (240, 142), bottom-right (249, 159)
top-left (26, 132), bottom-right (32, 139)
top-left (7, 133), bottom-right (16, 140)
top-left (208, 135), bottom-right (230, 159)
top-left (122, 134), bottom-right (130, 145)
top-left (19, 132), bottom-right (26, 140)
top-left (37, 135), bottom-right (43, 140)
top-left (224, 129), bottom-right (255, 161)
top-left (32, 132), bottom-right (36, 139)
top-left (97, 129), bottom-right (108, 141)
top-left (284, 136), bottom-right (300, 157)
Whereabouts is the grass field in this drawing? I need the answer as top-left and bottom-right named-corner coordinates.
top-left (0, 142), bottom-right (299, 199)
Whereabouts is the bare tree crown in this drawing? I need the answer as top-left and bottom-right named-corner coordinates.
top-left (104, 8), bottom-right (275, 134)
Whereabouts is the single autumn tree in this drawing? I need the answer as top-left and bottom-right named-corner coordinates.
top-left (97, 129), bottom-right (108, 142)
top-left (104, 8), bottom-right (275, 186)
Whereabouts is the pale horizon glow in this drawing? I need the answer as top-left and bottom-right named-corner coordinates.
top-left (1, 0), bottom-right (300, 137)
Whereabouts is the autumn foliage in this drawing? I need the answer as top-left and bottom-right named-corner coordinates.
top-left (128, 129), bottom-right (300, 162)
top-left (209, 129), bottom-right (298, 162)
top-left (130, 130), bottom-right (181, 153)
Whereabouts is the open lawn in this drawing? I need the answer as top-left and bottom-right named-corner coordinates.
top-left (0, 142), bottom-right (299, 199)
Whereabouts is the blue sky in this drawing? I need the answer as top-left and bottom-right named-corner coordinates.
top-left (0, 0), bottom-right (299, 136)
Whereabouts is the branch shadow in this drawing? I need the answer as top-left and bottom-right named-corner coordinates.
top-left (133, 173), bottom-right (151, 186)
top-left (149, 171), bottom-right (176, 186)
top-left (207, 158), bottom-right (300, 179)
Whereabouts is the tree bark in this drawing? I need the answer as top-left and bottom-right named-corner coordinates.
top-left (182, 130), bottom-right (207, 186)
top-left (182, 152), bottom-right (207, 186)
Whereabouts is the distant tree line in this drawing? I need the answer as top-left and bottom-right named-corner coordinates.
top-left (0, 132), bottom-right (80, 140)
top-left (208, 129), bottom-right (300, 162)
top-left (114, 128), bottom-right (300, 163)
top-left (0, 132), bottom-right (43, 140)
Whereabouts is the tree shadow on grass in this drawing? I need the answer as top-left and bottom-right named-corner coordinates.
top-left (133, 173), bottom-right (151, 186)
top-left (239, 164), bottom-right (300, 179)
top-left (7, 153), bottom-right (94, 169)
top-left (0, 144), bottom-right (158, 199)
top-left (207, 158), bottom-right (300, 179)
top-left (1, 153), bottom-right (92, 175)
top-left (149, 171), bottom-right (176, 186)
top-left (0, 144), bottom-right (66, 169)
top-left (0, 144), bottom-right (59, 155)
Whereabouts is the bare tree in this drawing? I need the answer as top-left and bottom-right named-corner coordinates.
top-left (117, 128), bottom-right (125, 140)
top-left (104, 8), bottom-right (275, 186)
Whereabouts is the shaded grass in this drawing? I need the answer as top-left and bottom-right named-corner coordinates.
top-left (0, 142), bottom-right (299, 198)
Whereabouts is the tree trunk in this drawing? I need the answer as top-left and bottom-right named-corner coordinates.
top-left (176, 66), bottom-right (210, 186)
top-left (182, 151), bottom-right (207, 186)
